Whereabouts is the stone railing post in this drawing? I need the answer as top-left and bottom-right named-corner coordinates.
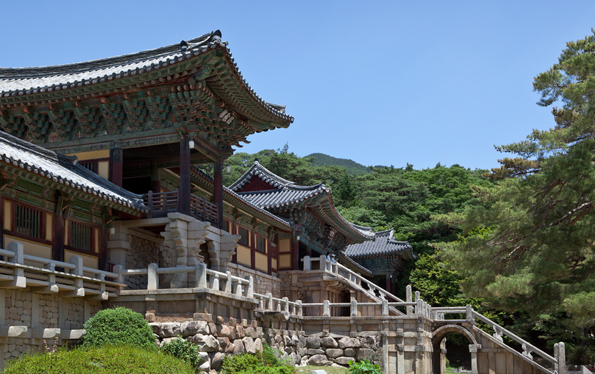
top-left (245, 276), bottom-right (254, 298)
top-left (195, 263), bottom-right (207, 288)
top-left (8, 241), bottom-right (26, 288)
top-left (69, 255), bottom-right (85, 297)
top-left (45, 261), bottom-right (58, 293)
top-left (266, 293), bottom-right (273, 310)
top-left (415, 298), bottom-right (423, 316)
top-left (113, 264), bottom-right (125, 285)
top-left (234, 280), bottom-right (243, 296)
top-left (522, 343), bottom-right (533, 360)
top-left (382, 300), bottom-right (389, 316)
top-left (350, 299), bottom-right (358, 317)
top-left (147, 263), bottom-right (159, 290)
top-left (224, 271), bottom-right (233, 293)
top-left (319, 255), bottom-right (326, 272)
top-left (303, 256), bottom-right (311, 271)
top-left (323, 300), bottom-right (330, 317)
top-left (283, 297), bottom-right (289, 313)
top-left (555, 342), bottom-right (566, 374)
top-left (297, 300), bottom-right (303, 316)
top-left (212, 273), bottom-right (220, 291)
top-left (466, 305), bottom-right (475, 324)
top-left (406, 285), bottom-right (413, 315)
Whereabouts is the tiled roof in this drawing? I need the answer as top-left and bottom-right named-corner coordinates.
top-left (344, 229), bottom-right (414, 258)
top-left (236, 184), bottom-right (326, 210)
top-left (228, 161), bottom-right (295, 192)
top-left (0, 131), bottom-right (147, 212)
top-left (0, 31), bottom-right (292, 123)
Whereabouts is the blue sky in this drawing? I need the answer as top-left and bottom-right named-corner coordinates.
top-left (2, 1), bottom-right (594, 170)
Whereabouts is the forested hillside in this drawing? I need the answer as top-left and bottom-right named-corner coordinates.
top-left (306, 152), bottom-right (371, 175)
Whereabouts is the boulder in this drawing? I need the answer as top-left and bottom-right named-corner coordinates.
top-left (360, 335), bottom-right (377, 348)
top-left (306, 336), bottom-right (321, 349)
top-left (357, 348), bottom-right (375, 361)
top-left (242, 337), bottom-right (256, 354)
top-left (290, 352), bottom-right (301, 365)
top-left (338, 337), bottom-right (361, 349)
top-left (326, 348), bottom-right (344, 358)
top-left (298, 335), bottom-right (306, 348)
top-left (160, 337), bottom-right (174, 346)
top-left (235, 326), bottom-right (245, 338)
top-left (180, 321), bottom-right (209, 337)
top-left (158, 322), bottom-right (181, 338)
top-left (284, 346), bottom-right (293, 355)
top-left (307, 348), bottom-right (324, 355)
top-left (148, 323), bottom-right (160, 335)
top-left (199, 358), bottom-right (211, 371)
top-left (197, 352), bottom-right (209, 365)
top-left (299, 355), bottom-right (309, 367)
top-left (335, 356), bottom-right (354, 366)
top-left (217, 324), bottom-right (233, 338)
top-left (218, 337), bottom-right (231, 351)
top-left (308, 354), bottom-right (332, 366)
top-left (208, 322), bottom-right (218, 336)
top-left (191, 334), bottom-right (220, 352)
top-left (215, 316), bottom-right (225, 325)
top-left (321, 337), bottom-right (338, 348)
top-left (254, 338), bottom-right (263, 353)
top-left (210, 352), bottom-right (225, 371)
top-left (291, 334), bottom-right (300, 346)
top-left (232, 339), bottom-right (245, 355)
top-left (344, 348), bottom-right (356, 357)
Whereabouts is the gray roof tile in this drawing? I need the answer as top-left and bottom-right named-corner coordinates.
top-left (344, 229), bottom-right (413, 258)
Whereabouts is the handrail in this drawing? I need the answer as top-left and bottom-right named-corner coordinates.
top-left (144, 190), bottom-right (219, 225)
top-left (472, 311), bottom-right (557, 364)
top-left (299, 299), bottom-right (418, 317)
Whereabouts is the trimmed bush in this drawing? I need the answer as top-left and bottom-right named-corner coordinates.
top-left (160, 336), bottom-right (201, 372)
top-left (81, 307), bottom-right (155, 348)
top-left (3, 345), bottom-right (195, 374)
top-left (221, 346), bottom-right (294, 374)
top-left (347, 359), bottom-right (383, 374)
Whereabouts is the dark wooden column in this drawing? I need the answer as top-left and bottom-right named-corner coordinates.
top-left (178, 134), bottom-right (191, 215)
top-left (213, 160), bottom-right (224, 228)
top-left (293, 238), bottom-right (300, 270)
top-left (385, 273), bottom-right (391, 292)
top-left (53, 194), bottom-right (66, 263)
top-left (109, 145), bottom-right (123, 187)
top-left (150, 163), bottom-right (161, 193)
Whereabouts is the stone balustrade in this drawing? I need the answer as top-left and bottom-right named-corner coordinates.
top-left (0, 241), bottom-right (121, 299)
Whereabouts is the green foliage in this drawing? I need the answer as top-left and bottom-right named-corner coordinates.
top-left (347, 359), bottom-right (382, 374)
top-left (80, 307), bottom-right (155, 349)
top-left (221, 344), bottom-right (293, 374)
top-left (307, 152), bottom-right (371, 175)
top-left (160, 337), bottom-right (201, 372)
top-left (3, 345), bottom-right (194, 374)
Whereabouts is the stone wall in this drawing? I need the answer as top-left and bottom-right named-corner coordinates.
top-left (122, 233), bottom-right (163, 289)
top-left (228, 263), bottom-right (281, 298)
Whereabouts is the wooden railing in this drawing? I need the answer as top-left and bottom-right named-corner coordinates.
top-left (0, 241), bottom-right (121, 299)
top-left (144, 190), bottom-right (218, 226)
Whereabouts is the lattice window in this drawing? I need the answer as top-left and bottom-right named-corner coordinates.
top-left (70, 221), bottom-right (93, 252)
top-left (79, 161), bottom-right (97, 173)
top-left (238, 227), bottom-right (249, 246)
top-left (15, 204), bottom-right (42, 239)
top-left (256, 236), bottom-right (266, 254)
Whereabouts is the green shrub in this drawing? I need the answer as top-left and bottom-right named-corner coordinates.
top-left (347, 359), bottom-right (382, 374)
top-left (81, 307), bottom-right (155, 348)
top-left (221, 347), bottom-right (294, 374)
top-left (3, 345), bottom-right (195, 374)
top-left (160, 336), bottom-right (201, 372)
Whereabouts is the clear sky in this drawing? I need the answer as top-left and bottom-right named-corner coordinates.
top-left (1, 1), bottom-right (594, 170)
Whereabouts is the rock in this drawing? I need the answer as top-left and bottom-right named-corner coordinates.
top-left (210, 352), bottom-right (225, 370)
top-left (344, 348), bottom-right (356, 357)
top-left (197, 352), bottom-right (209, 365)
top-left (357, 348), bottom-right (375, 361)
top-left (306, 336), bottom-right (321, 349)
top-left (243, 337), bottom-right (256, 354)
top-left (299, 355), bottom-right (309, 367)
top-left (298, 347), bottom-right (307, 356)
top-left (208, 322), bottom-right (218, 336)
top-left (332, 363), bottom-right (347, 368)
top-left (307, 348), bottom-right (324, 355)
top-left (245, 326), bottom-right (256, 338)
top-left (291, 334), bottom-right (300, 346)
top-left (360, 335), bottom-right (376, 348)
top-left (338, 337), bottom-right (361, 349)
top-left (148, 323), bottom-right (160, 335)
top-left (321, 337), bottom-right (338, 348)
top-left (290, 352), bottom-right (301, 365)
top-left (335, 356), bottom-right (354, 366)
top-left (232, 339), bottom-right (245, 355)
top-left (284, 335), bottom-right (292, 346)
top-left (160, 337), bottom-right (174, 346)
top-left (217, 324), bottom-right (233, 338)
top-left (326, 348), bottom-right (344, 358)
top-left (215, 316), bottom-right (225, 325)
top-left (298, 335), bottom-right (306, 348)
top-left (180, 321), bottom-right (209, 337)
top-left (191, 334), bottom-right (220, 352)
top-left (254, 338), bottom-right (263, 353)
top-left (218, 337), bottom-right (230, 351)
top-left (235, 326), bottom-right (245, 338)
top-left (285, 346), bottom-right (293, 355)
top-left (199, 358), bottom-right (211, 371)
top-left (308, 354), bottom-right (332, 366)
top-left (159, 323), bottom-right (181, 338)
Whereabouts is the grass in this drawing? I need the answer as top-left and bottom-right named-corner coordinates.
top-left (296, 365), bottom-right (349, 374)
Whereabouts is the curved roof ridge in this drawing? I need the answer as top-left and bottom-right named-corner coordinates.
top-left (0, 32), bottom-right (213, 77)
top-left (228, 160), bottom-right (295, 192)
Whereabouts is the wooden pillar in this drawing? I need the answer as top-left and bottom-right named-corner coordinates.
top-left (213, 160), bottom-right (223, 228)
top-left (293, 239), bottom-right (300, 270)
top-left (385, 273), bottom-right (390, 292)
top-left (178, 134), bottom-right (191, 215)
top-left (150, 163), bottom-right (160, 193)
top-left (53, 212), bottom-right (65, 263)
top-left (109, 145), bottom-right (123, 187)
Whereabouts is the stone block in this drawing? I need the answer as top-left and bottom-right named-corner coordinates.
top-left (190, 334), bottom-right (220, 352)
top-left (254, 337), bottom-right (263, 352)
top-left (217, 324), bottom-right (233, 338)
top-left (359, 335), bottom-right (376, 348)
top-left (326, 348), bottom-right (343, 358)
top-left (321, 337), bottom-right (338, 348)
top-left (208, 322), bottom-right (218, 336)
top-left (235, 326), bottom-right (245, 338)
top-left (210, 352), bottom-right (225, 370)
top-left (307, 348), bottom-right (324, 355)
top-left (181, 321), bottom-right (210, 336)
top-left (159, 323), bottom-right (181, 338)
top-left (338, 337), bottom-right (360, 349)
top-left (308, 354), bottom-right (332, 366)
top-left (243, 337), bottom-right (256, 354)
top-left (232, 339), bottom-right (245, 355)
top-left (215, 316), bottom-right (225, 325)
top-left (356, 348), bottom-right (375, 362)
top-left (344, 348), bottom-right (356, 357)
top-left (335, 356), bottom-right (353, 366)
top-left (148, 323), bottom-right (160, 335)
top-left (306, 336), bottom-right (321, 349)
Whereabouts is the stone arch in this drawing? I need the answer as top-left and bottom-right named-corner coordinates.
top-left (431, 324), bottom-right (477, 374)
